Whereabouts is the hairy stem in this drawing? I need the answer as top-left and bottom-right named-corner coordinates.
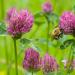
top-left (13, 39), bottom-right (18, 75)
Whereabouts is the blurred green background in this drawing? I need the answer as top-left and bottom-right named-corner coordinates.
top-left (0, 0), bottom-right (75, 75)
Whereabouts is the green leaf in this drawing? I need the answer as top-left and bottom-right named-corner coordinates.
top-left (34, 20), bottom-right (45, 25)
top-left (0, 22), bottom-right (6, 34)
top-left (49, 13), bottom-right (59, 25)
top-left (44, 12), bottom-right (59, 25)
top-left (34, 12), bottom-right (45, 25)
top-left (20, 38), bottom-right (31, 44)
top-left (34, 12), bottom-right (43, 18)
top-left (72, 5), bottom-right (75, 13)
top-left (60, 39), bottom-right (75, 50)
top-left (60, 45), bottom-right (65, 49)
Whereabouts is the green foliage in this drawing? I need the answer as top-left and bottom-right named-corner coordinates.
top-left (20, 38), bottom-right (31, 45)
top-left (0, 22), bottom-right (6, 34)
top-left (60, 39), bottom-right (75, 50)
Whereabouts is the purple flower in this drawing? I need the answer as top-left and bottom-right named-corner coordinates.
top-left (7, 8), bottom-right (17, 21)
top-left (23, 48), bottom-right (41, 72)
top-left (42, 1), bottom-right (52, 13)
top-left (41, 53), bottom-right (58, 74)
top-left (62, 59), bottom-right (75, 70)
top-left (59, 11), bottom-right (75, 35)
top-left (7, 8), bottom-right (34, 39)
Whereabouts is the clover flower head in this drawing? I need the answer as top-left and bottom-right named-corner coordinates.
top-left (42, 1), bottom-right (53, 13)
top-left (59, 11), bottom-right (75, 35)
top-left (7, 8), bottom-right (34, 39)
top-left (23, 48), bottom-right (41, 72)
top-left (41, 53), bottom-right (58, 74)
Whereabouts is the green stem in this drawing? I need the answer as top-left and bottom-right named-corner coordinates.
top-left (13, 39), bottom-right (18, 75)
top-left (67, 51), bottom-right (72, 74)
top-left (47, 21), bottom-right (49, 52)
top-left (32, 71), bottom-right (33, 75)
top-left (67, 46), bottom-right (74, 74)
top-left (46, 17), bottom-right (50, 53)
top-left (4, 36), bottom-right (10, 75)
